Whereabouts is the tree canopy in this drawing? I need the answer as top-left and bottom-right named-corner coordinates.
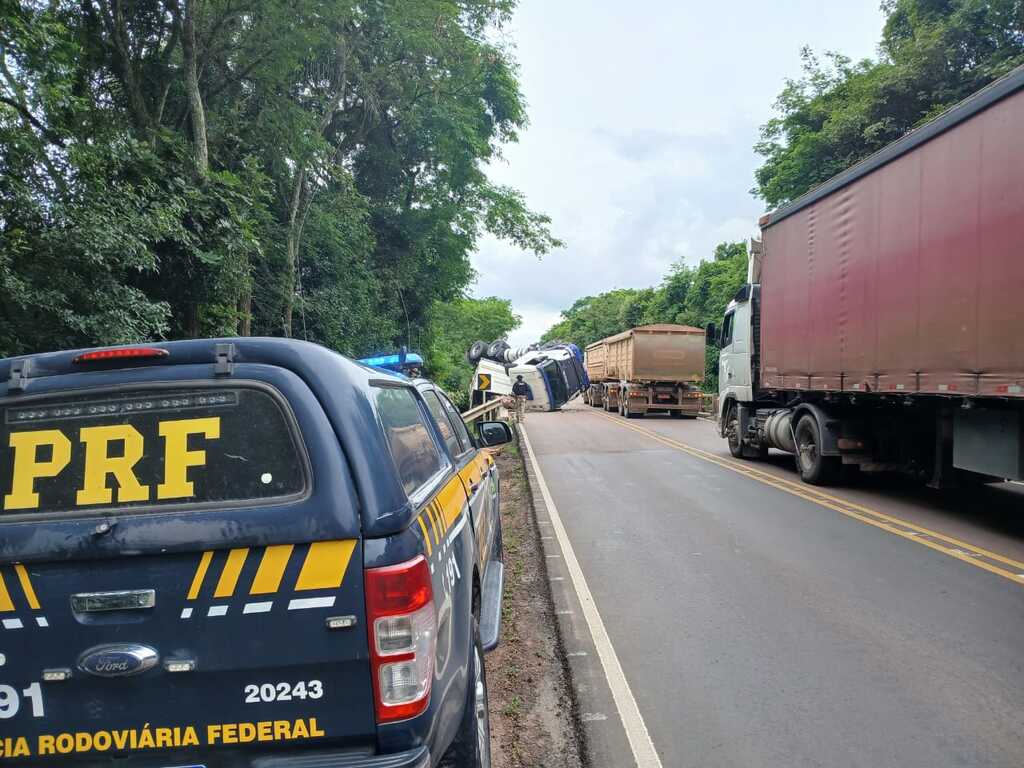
top-left (543, 241), bottom-right (748, 389)
top-left (754, 0), bottom-right (1024, 208)
top-left (425, 296), bottom-right (520, 409)
top-left (0, 0), bottom-right (559, 367)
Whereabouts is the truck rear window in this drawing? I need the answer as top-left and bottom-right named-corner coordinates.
top-left (0, 385), bottom-right (306, 517)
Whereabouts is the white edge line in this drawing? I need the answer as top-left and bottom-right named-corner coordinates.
top-left (520, 424), bottom-right (664, 768)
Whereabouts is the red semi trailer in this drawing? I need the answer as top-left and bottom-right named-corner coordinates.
top-left (715, 64), bottom-right (1024, 486)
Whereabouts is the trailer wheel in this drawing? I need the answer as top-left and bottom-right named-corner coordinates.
top-left (794, 414), bottom-right (840, 485)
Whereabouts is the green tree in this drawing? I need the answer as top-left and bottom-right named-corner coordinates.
top-left (425, 297), bottom-right (521, 409)
top-left (542, 241), bottom-right (749, 390)
top-left (755, 0), bottom-right (1024, 207)
top-left (0, 0), bottom-right (558, 363)
top-left (541, 289), bottom-right (655, 348)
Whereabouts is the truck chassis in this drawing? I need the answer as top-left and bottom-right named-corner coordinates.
top-left (589, 381), bottom-right (701, 418)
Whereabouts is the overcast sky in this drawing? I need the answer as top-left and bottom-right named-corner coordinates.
top-left (471, 0), bottom-right (885, 346)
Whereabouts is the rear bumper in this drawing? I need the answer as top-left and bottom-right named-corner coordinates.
top-left (17, 747), bottom-right (431, 768)
top-left (252, 746), bottom-right (430, 768)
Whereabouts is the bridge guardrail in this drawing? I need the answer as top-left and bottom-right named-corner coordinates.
top-left (461, 397), bottom-right (507, 426)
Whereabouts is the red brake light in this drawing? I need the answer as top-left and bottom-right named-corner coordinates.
top-left (365, 556), bottom-right (436, 723)
top-left (74, 347), bottom-right (169, 363)
top-left (366, 557), bottom-right (432, 615)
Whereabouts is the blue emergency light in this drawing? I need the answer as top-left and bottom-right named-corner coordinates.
top-left (358, 351), bottom-right (424, 375)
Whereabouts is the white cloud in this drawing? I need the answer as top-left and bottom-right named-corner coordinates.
top-left (470, 0), bottom-right (886, 344)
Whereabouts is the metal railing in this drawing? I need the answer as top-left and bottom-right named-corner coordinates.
top-left (461, 397), bottom-right (507, 425)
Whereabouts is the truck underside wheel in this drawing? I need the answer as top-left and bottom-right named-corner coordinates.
top-left (794, 415), bottom-right (840, 485)
top-left (726, 405), bottom-right (744, 458)
top-left (440, 619), bottom-right (492, 768)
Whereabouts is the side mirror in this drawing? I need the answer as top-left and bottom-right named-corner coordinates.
top-left (477, 421), bottom-right (513, 447)
top-left (705, 322), bottom-right (717, 346)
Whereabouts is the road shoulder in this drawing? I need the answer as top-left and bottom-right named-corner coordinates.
top-left (517, 422), bottom-right (649, 768)
top-left (488, 442), bottom-right (584, 768)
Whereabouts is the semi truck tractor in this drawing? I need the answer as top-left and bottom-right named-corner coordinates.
top-left (585, 324), bottom-right (705, 418)
top-left (715, 64), bottom-right (1024, 486)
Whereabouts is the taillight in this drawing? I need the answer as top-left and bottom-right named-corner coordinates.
top-left (365, 555), bottom-right (436, 723)
top-left (73, 347), bottom-right (169, 363)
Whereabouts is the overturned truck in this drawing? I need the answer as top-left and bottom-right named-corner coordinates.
top-left (467, 339), bottom-right (589, 411)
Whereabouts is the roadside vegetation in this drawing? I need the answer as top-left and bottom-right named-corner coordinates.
top-left (542, 241), bottom-right (747, 391)
top-left (0, 0), bottom-right (558, 391)
top-left (543, 0), bottom-right (1024, 390)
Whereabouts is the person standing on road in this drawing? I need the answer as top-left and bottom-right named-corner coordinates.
top-left (511, 375), bottom-right (531, 422)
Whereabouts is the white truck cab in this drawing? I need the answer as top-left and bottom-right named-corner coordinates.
top-left (717, 285), bottom-right (755, 420)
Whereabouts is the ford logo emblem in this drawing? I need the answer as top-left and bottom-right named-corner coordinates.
top-left (78, 644), bottom-right (158, 678)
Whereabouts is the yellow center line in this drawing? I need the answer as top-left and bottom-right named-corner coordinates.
top-left (595, 411), bottom-right (1024, 587)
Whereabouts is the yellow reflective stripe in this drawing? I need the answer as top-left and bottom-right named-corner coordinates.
top-left (431, 501), bottom-right (446, 536)
top-left (214, 548), bottom-right (250, 598)
top-left (14, 564), bottom-right (39, 610)
top-left (249, 545), bottom-right (295, 595)
top-left (432, 501), bottom-right (448, 536)
top-left (427, 502), bottom-right (442, 542)
top-left (438, 479), bottom-right (464, 528)
top-left (0, 572), bottom-right (14, 612)
top-left (187, 551), bottom-right (214, 600)
top-left (295, 540), bottom-right (356, 591)
top-left (416, 516), bottom-right (433, 556)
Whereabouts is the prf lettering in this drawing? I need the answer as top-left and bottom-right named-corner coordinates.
top-left (2, 417), bottom-right (220, 511)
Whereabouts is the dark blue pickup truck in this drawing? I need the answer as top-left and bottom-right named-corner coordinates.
top-left (0, 338), bottom-right (509, 767)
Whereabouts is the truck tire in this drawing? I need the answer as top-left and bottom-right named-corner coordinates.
top-left (467, 341), bottom-right (487, 363)
top-left (439, 619), bottom-right (492, 768)
top-left (726, 405), bottom-right (745, 458)
top-left (794, 414), bottom-right (839, 485)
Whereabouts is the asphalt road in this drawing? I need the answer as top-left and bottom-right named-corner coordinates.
top-left (523, 402), bottom-right (1024, 768)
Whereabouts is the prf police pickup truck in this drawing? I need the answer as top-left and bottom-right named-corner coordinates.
top-left (0, 338), bottom-right (510, 768)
